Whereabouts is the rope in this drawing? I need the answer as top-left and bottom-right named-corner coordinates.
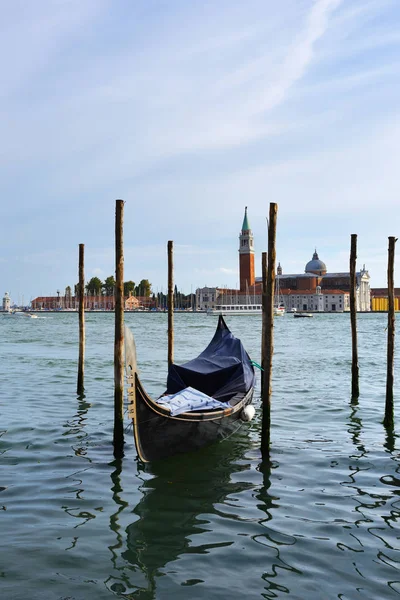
top-left (250, 360), bottom-right (264, 371)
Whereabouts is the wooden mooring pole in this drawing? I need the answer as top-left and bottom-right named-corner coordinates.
top-left (113, 199), bottom-right (125, 457)
top-left (350, 234), bottom-right (359, 400)
top-left (77, 243), bottom-right (85, 395)
top-left (261, 203), bottom-right (277, 459)
top-left (261, 251), bottom-right (267, 395)
top-left (168, 240), bottom-right (174, 367)
top-left (384, 236), bottom-right (397, 429)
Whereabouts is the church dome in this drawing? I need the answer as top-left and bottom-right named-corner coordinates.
top-left (305, 250), bottom-right (327, 275)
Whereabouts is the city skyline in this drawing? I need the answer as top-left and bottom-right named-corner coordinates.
top-left (1, 0), bottom-right (399, 301)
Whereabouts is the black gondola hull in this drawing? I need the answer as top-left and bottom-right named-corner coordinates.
top-left (131, 375), bottom-right (254, 463)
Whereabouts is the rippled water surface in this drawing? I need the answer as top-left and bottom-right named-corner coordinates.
top-left (1, 312), bottom-right (399, 599)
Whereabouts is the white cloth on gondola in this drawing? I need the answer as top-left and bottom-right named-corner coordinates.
top-left (157, 386), bottom-right (227, 416)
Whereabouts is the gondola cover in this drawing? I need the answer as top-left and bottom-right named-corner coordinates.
top-left (166, 316), bottom-right (255, 401)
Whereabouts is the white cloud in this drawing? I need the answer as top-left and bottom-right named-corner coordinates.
top-left (1, 0), bottom-right (400, 297)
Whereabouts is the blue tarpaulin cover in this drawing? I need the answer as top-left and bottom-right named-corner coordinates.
top-left (166, 316), bottom-right (255, 401)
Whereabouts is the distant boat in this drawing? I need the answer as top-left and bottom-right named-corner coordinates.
top-left (3, 310), bottom-right (38, 318)
top-left (273, 305), bottom-right (285, 316)
top-left (125, 315), bottom-right (256, 462)
top-left (294, 312), bottom-right (313, 318)
top-left (273, 276), bottom-right (285, 316)
top-left (207, 304), bottom-right (262, 316)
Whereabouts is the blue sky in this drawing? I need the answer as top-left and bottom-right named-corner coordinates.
top-left (1, 0), bottom-right (399, 303)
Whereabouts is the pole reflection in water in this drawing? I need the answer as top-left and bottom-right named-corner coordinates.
top-left (108, 458), bottom-right (128, 566)
top-left (62, 393), bottom-right (96, 540)
top-left (348, 399), bottom-right (367, 459)
top-left (342, 399), bottom-right (400, 598)
top-left (63, 392), bottom-right (92, 460)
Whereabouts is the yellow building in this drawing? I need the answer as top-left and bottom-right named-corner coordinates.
top-left (370, 288), bottom-right (400, 311)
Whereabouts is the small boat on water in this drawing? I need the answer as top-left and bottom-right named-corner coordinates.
top-left (125, 315), bottom-right (256, 463)
top-left (294, 312), bottom-right (313, 318)
top-left (273, 275), bottom-right (285, 316)
top-left (273, 304), bottom-right (285, 316)
top-left (207, 304), bottom-right (262, 316)
top-left (4, 310), bottom-right (38, 318)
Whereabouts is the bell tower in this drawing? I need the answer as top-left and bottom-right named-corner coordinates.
top-left (239, 207), bottom-right (255, 292)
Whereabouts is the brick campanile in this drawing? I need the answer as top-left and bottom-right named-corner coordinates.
top-left (239, 206), bottom-right (255, 292)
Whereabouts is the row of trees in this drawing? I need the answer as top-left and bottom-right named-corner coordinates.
top-left (73, 277), bottom-right (152, 297)
top-left (67, 278), bottom-right (194, 307)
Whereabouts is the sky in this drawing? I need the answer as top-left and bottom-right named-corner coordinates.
top-left (1, 0), bottom-right (400, 303)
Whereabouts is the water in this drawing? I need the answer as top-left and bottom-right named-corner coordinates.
top-left (1, 311), bottom-right (399, 599)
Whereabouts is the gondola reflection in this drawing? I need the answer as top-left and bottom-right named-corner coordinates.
top-left (106, 430), bottom-right (260, 598)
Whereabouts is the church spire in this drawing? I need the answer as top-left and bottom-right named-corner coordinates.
top-left (242, 206), bottom-right (250, 232)
top-left (239, 207), bottom-right (255, 291)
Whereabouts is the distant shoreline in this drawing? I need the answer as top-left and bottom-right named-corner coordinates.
top-left (1, 309), bottom-right (391, 315)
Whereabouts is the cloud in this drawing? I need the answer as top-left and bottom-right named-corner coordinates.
top-left (0, 0), bottom-right (344, 188)
top-left (2, 0), bottom-right (400, 297)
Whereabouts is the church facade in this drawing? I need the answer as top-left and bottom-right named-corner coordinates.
top-left (270, 250), bottom-right (371, 312)
top-left (196, 208), bottom-right (371, 312)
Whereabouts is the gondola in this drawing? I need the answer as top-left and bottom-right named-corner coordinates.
top-left (125, 315), bottom-right (256, 463)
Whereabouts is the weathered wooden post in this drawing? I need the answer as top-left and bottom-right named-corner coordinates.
top-left (77, 243), bottom-right (85, 395)
top-left (113, 199), bottom-right (125, 456)
top-left (384, 236), bottom-right (397, 429)
top-left (350, 234), bottom-right (359, 400)
top-left (261, 203), bottom-right (277, 459)
top-left (168, 240), bottom-right (174, 367)
top-left (261, 251), bottom-right (267, 395)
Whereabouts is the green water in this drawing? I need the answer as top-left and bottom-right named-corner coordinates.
top-left (1, 312), bottom-right (399, 599)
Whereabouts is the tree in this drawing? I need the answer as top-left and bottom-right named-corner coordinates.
top-left (103, 276), bottom-right (116, 296)
top-left (135, 279), bottom-right (151, 297)
top-left (86, 277), bottom-right (103, 296)
top-left (124, 280), bottom-right (136, 297)
top-left (174, 284), bottom-right (182, 309)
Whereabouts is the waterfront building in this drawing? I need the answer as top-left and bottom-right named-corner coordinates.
top-left (2, 292), bottom-right (11, 312)
top-left (196, 209), bottom-right (371, 312)
top-left (125, 293), bottom-right (142, 311)
top-left (31, 294), bottom-right (155, 311)
top-left (270, 251), bottom-right (371, 312)
top-left (370, 288), bottom-right (400, 311)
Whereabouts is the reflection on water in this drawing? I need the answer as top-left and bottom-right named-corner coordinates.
top-left (106, 432), bottom-right (271, 598)
top-left (2, 312), bottom-right (400, 599)
top-left (341, 398), bottom-right (400, 597)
